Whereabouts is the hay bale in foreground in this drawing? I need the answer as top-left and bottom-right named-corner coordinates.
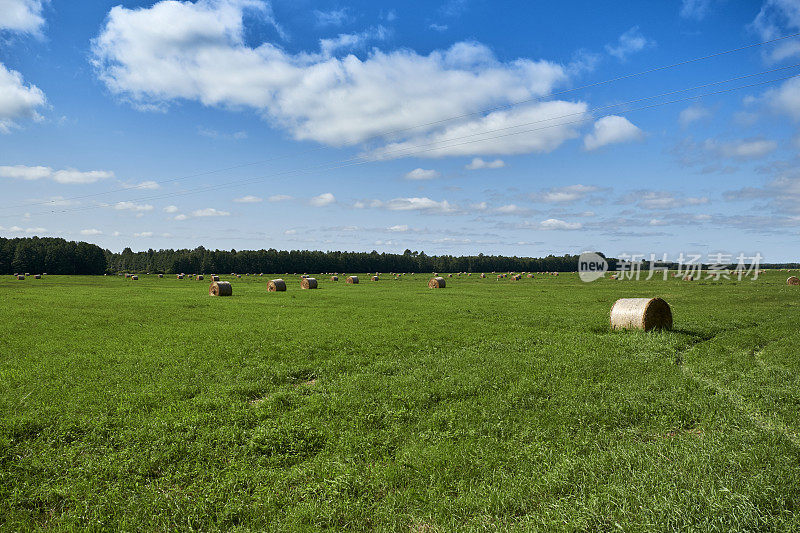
top-left (346, 275), bottom-right (359, 284)
top-left (301, 277), bottom-right (318, 289)
top-left (209, 281), bottom-right (232, 296)
top-left (268, 279), bottom-right (287, 292)
top-left (331, 276), bottom-right (338, 281)
top-left (788, 276), bottom-right (800, 286)
top-left (610, 298), bottom-right (672, 332)
top-left (428, 276), bottom-right (446, 289)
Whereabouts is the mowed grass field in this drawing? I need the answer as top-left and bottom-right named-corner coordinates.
top-left (2, 272), bottom-right (800, 531)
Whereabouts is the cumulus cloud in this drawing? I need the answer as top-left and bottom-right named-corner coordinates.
top-left (680, 0), bottom-right (716, 20)
top-left (133, 231), bottom-right (154, 238)
top-left (0, 164), bottom-right (114, 184)
top-left (314, 8), bottom-right (350, 27)
top-left (388, 224), bottom-right (409, 232)
top-left (0, 63), bottom-right (47, 133)
top-left (320, 26), bottom-right (388, 57)
top-left (0, 0), bottom-right (46, 34)
top-left (750, 0), bottom-right (800, 62)
top-left (163, 205), bottom-right (179, 213)
top-left (234, 194), bottom-right (262, 203)
top-left (605, 26), bottom-right (654, 61)
top-left (404, 168), bottom-right (440, 180)
top-left (114, 201), bottom-right (154, 211)
top-left (381, 197), bottom-right (456, 213)
top-left (80, 228), bottom-right (103, 236)
top-left (538, 218), bottom-right (582, 230)
top-left (191, 207), bottom-right (230, 217)
top-left (539, 184), bottom-right (601, 203)
top-left (92, 0), bottom-right (573, 157)
top-left (711, 138), bottom-right (778, 159)
top-left (123, 180), bottom-right (160, 190)
top-left (583, 115), bottom-right (643, 150)
top-left (310, 192), bottom-right (336, 207)
top-left (764, 76), bottom-right (800, 119)
top-left (465, 157), bottom-right (505, 170)
top-left (174, 214), bottom-right (188, 220)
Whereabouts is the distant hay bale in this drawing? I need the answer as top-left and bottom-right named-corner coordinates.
top-left (268, 279), bottom-right (287, 291)
top-left (197, 275), bottom-right (204, 281)
top-left (209, 280), bottom-right (232, 296)
top-left (788, 276), bottom-right (800, 286)
top-left (346, 275), bottom-right (359, 284)
top-left (683, 275), bottom-right (693, 281)
top-left (17, 275), bottom-right (24, 280)
top-left (448, 273), bottom-right (453, 278)
top-left (158, 274), bottom-right (163, 278)
top-left (177, 274), bottom-right (184, 280)
top-left (372, 276), bottom-right (379, 281)
top-left (511, 274), bottom-right (521, 281)
top-left (301, 277), bottom-right (318, 289)
top-left (131, 275), bottom-right (138, 280)
top-left (428, 276), bottom-right (446, 289)
top-left (331, 276), bottom-right (338, 281)
top-left (210, 275), bottom-right (219, 282)
top-left (610, 297), bottom-right (672, 332)
top-left (34, 274), bottom-right (41, 279)
top-left (480, 273), bottom-right (486, 278)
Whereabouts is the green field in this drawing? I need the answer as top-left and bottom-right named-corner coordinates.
top-left (2, 272), bottom-right (800, 531)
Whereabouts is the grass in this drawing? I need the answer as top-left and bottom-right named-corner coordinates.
top-left (1, 271), bottom-right (800, 531)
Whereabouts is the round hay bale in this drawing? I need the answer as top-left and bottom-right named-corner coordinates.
top-left (301, 277), bottom-right (318, 289)
top-left (683, 275), bottom-right (693, 281)
top-left (428, 276), bottom-right (446, 289)
top-left (331, 276), bottom-right (338, 281)
top-left (34, 274), bottom-right (41, 279)
top-left (197, 275), bottom-right (204, 281)
top-left (17, 275), bottom-right (25, 280)
top-left (209, 281), bottom-right (232, 296)
top-left (209, 275), bottom-right (219, 282)
top-left (371, 276), bottom-right (379, 282)
top-left (788, 276), bottom-right (800, 286)
top-left (610, 298), bottom-right (672, 332)
top-left (268, 279), bottom-right (287, 291)
top-left (158, 274), bottom-right (164, 278)
top-left (480, 273), bottom-right (486, 278)
top-left (346, 275), bottom-right (359, 284)
top-left (131, 275), bottom-right (138, 280)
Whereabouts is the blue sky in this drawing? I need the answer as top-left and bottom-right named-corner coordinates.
top-left (2, 0), bottom-right (800, 261)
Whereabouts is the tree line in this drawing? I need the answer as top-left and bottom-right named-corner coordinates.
top-left (4, 237), bottom-right (798, 275)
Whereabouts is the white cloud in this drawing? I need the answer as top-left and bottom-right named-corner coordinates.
top-left (429, 23), bottom-right (448, 32)
top-left (124, 180), bottom-right (160, 190)
top-left (197, 126), bottom-right (247, 139)
top-left (92, 0), bottom-right (570, 155)
top-left (234, 194), bottom-right (263, 203)
top-left (174, 214), bottom-right (188, 220)
top-left (496, 204), bottom-right (525, 214)
top-left (678, 104), bottom-right (711, 127)
top-left (751, 0), bottom-right (800, 61)
top-left (465, 157), bottom-right (505, 170)
top-left (320, 26), bottom-right (388, 57)
top-left (470, 201), bottom-right (488, 210)
top-left (314, 8), bottom-right (350, 27)
top-left (163, 205), bottom-right (179, 213)
top-left (284, 229), bottom-right (297, 235)
top-left (404, 168), bottom-right (440, 180)
top-left (310, 192), bottom-right (336, 207)
top-left (133, 231), bottom-right (154, 238)
top-left (680, 0), bottom-right (715, 20)
top-left (538, 218), bottom-right (582, 230)
top-left (0, 62), bottom-right (46, 133)
top-left (383, 197), bottom-right (456, 213)
top-left (191, 207), bottom-right (230, 217)
top-left (625, 191), bottom-right (709, 210)
top-left (540, 184), bottom-right (600, 203)
top-left (372, 101), bottom-right (588, 159)
top-left (707, 138), bottom-right (778, 159)
top-left (605, 26), bottom-right (654, 61)
top-left (0, 0), bottom-right (45, 34)
top-left (388, 224), bottom-right (409, 232)
top-left (583, 115), bottom-right (643, 150)
top-left (268, 194), bottom-right (292, 202)
top-left (114, 201), bottom-right (154, 212)
top-left (0, 164), bottom-right (114, 184)
top-left (765, 76), bottom-right (800, 119)
top-left (80, 228), bottom-right (103, 236)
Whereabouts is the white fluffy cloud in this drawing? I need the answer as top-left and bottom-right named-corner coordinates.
top-left (540, 184), bottom-right (600, 203)
top-left (381, 197), bottom-right (456, 213)
top-left (234, 194), bottom-right (263, 203)
top-left (605, 26), bottom-right (654, 61)
top-left (0, 0), bottom-right (45, 34)
top-left (114, 201), bottom-right (154, 211)
top-left (0, 63), bottom-right (47, 133)
top-left (0, 165), bottom-right (113, 184)
top-left (192, 207), bottom-right (230, 217)
top-left (310, 192), bottom-right (336, 207)
top-left (583, 115), bottom-right (643, 151)
top-left (710, 138), bottom-right (778, 159)
top-left (538, 218), bottom-right (582, 230)
top-left (678, 104), bottom-right (711, 127)
top-left (163, 205), bottom-right (179, 213)
top-left (765, 76), bottom-right (800, 119)
top-left (268, 194), bottom-right (293, 202)
top-left (388, 224), bottom-right (409, 232)
top-left (92, 0), bottom-right (574, 157)
top-left (404, 168), bottom-right (440, 180)
top-left (465, 157), bottom-right (505, 169)
top-left (80, 228), bottom-right (103, 236)
top-left (751, 0), bottom-right (800, 62)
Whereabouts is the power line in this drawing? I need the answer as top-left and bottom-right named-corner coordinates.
top-left (4, 31), bottom-right (799, 211)
top-left (4, 71), bottom-right (795, 220)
